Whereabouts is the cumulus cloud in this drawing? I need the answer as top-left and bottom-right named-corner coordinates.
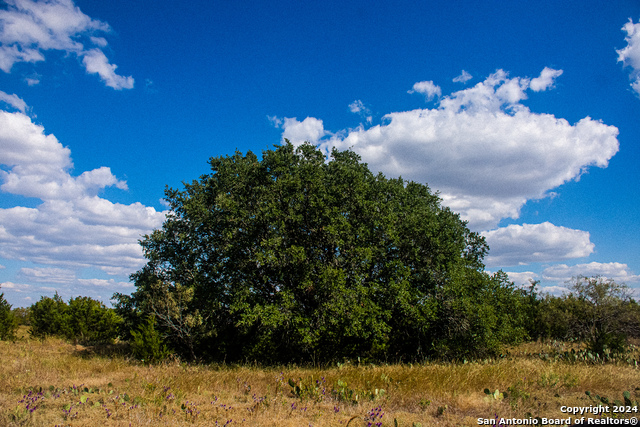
top-left (618, 18), bottom-right (640, 95)
top-left (0, 108), bottom-right (166, 276)
top-left (453, 70), bottom-right (473, 84)
top-left (541, 262), bottom-right (640, 284)
top-left (408, 80), bottom-right (441, 100)
top-left (0, 110), bottom-right (128, 199)
top-left (482, 222), bottom-right (594, 267)
top-left (0, 0), bottom-right (134, 89)
top-left (279, 68), bottom-right (619, 230)
top-left (271, 116), bottom-right (327, 146)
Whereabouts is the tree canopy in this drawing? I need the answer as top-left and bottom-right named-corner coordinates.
top-left (117, 142), bottom-right (527, 362)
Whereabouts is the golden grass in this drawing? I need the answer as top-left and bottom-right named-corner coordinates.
top-left (1, 333), bottom-right (639, 426)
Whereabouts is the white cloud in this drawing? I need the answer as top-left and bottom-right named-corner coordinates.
top-left (0, 110), bottom-right (128, 199)
top-left (17, 267), bottom-right (75, 284)
top-left (453, 70), bottom-right (472, 84)
top-left (0, 0), bottom-right (133, 89)
top-left (539, 285), bottom-right (569, 296)
top-left (617, 18), bottom-right (640, 95)
top-left (529, 67), bottom-right (563, 91)
top-left (297, 68), bottom-right (619, 230)
top-left (0, 108), bottom-right (166, 276)
top-left (541, 262), bottom-right (640, 284)
top-left (408, 80), bottom-right (441, 100)
top-left (82, 48), bottom-right (134, 90)
top-left (267, 115), bottom-right (283, 127)
top-left (504, 271), bottom-right (538, 286)
top-left (77, 278), bottom-right (133, 288)
top-left (24, 73), bottom-right (41, 86)
top-left (439, 69), bottom-right (531, 111)
top-left (349, 100), bottom-right (366, 113)
top-left (0, 281), bottom-right (31, 292)
top-left (348, 100), bottom-right (372, 124)
top-left (482, 222), bottom-right (594, 267)
top-left (273, 116), bottom-right (327, 146)
top-left (0, 90), bottom-right (27, 112)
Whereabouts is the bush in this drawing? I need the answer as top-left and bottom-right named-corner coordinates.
top-left (30, 293), bottom-right (122, 343)
top-left (0, 289), bottom-right (19, 341)
top-left (130, 315), bottom-right (169, 363)
top-left (66, 296), bottom-right (122, 343)
top-left (525, 276), bottom-right (640, 355)
top-left (29, 293), bottom-right (69, 339)
top-left (566, 276), bottom-right (637, 355)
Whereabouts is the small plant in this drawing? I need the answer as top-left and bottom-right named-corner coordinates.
top-left (506, 380), bottom-right (530, 409)
top-left (363, 405), bottom-right (384, 427)
top-left (181, 400), bottom-right (200, 421)
top-left (585, 389), bottom-right (639, 416)
top-left (18, 388), bottom-right (46, 414)
top-left (484, 388), bottom-right (506, 401)
top-left (288, 376), bottom-right (327, 402)
top-left (331, 379), bottom-right (386, 404)
top-left (538, 372), bottom-right (560, 388)
top-left (418, 397), bottom-right (431, 411)
top-left (436, 404), bottom-right (448, 416)
top-left (246, 393), bottom-right (269, 415)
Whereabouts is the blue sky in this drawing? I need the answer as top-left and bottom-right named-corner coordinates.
top-left (0, 0), bottom-right (639, 307)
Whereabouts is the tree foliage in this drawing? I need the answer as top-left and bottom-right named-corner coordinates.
top-left (29, 292), bottom-right (68, 339)
top-left (565, 276), bottom-right (638, 354)
top-left (0, 288), bottom-right (19, 341)
top-left (525, 276), bottom-right (640, 355)
top-left (130, 315), bottom-right (170, 363)
top-left (120, 142), bottom-right (527, 362)
top-left (30, 293), bottom-right (122, 343)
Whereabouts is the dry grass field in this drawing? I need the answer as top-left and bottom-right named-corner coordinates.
top-left (1, 328), bottom-right (639, 426)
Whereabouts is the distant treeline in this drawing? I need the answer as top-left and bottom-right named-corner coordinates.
top-left (1, 144), bottom-right (638, 363)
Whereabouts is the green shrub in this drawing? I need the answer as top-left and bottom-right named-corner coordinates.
top-left (0, 289), bottom-right (19, 341)
top-left (523, 276), bottom-right (640, 356)
top-left (30, 293), bottom-right (122, 343)
top-left (66, 296), bottom-right (122, 343)
top-left (130, 315), bottom-right (169, 363)
top-left (29, 293), bottom-right (69, 339)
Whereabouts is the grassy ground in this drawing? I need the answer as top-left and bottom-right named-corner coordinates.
top-left (1, 329), bottom-right (639, 426)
